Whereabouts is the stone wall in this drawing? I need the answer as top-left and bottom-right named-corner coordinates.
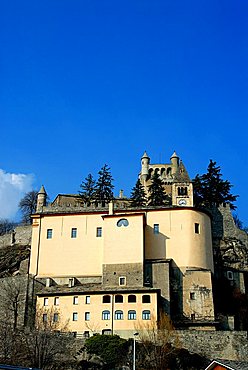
top-left (102, 263), bottom-right (143, 287)
top-left (0, 225), bottom-right (32, 248)
top-left (177, 330), bottom-right (248, 361)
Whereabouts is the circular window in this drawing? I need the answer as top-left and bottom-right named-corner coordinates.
top-left (117, 218), bottom-right (129, 227)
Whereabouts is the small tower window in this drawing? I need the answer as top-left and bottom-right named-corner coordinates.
top-left (71, 228), bottom-right (77, 238)
top-left (195, 223), bottom-right (200, 234)
top-left (153, 224), bottom-right (159, 234)
top-left (96, 227), bottom-right (102, 237)
top-left (190, 292), bottom-right (195, 300)
top-left (47, 229), bottom-right (53, 239)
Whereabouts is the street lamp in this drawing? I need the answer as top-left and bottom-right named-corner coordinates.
top-left (133, 332), bottom-right (139, 370)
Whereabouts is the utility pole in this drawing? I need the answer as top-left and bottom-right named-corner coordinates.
top-left (133, 332), bottom-right (139, 370)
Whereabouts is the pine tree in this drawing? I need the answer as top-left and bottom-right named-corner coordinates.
top-left (95, 164), bottom-right (114, 206)
top-left (148, 171), bottom-right (168, 206)
top-left (130, 179), bottom-right (147, 207)
top-left (193, 159), bottom-right (238, 210)
top-left (79, 174), bottom-right (96, 206)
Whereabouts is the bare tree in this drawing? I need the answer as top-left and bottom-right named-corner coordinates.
top-left (0, 219), bottom-right (16, 235)
top-left (24, 305), bottom-right (73, 369)
top-left (135, 312), bottom-right (180, 370)
top-left (19, 190), bottom-right (38, 224)
top-left (0, 278), bottom-right (26, 330)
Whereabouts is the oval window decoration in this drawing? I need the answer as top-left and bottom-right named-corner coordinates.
top-left (117, 218), bottom-right (129, 227)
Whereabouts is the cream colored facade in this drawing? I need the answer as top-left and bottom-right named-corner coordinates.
top-left (37, 290), bottom-right (158, 338)
top-left (30, 151), bottom-right (216, 337)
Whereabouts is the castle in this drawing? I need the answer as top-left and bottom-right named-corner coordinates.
top-left (28, 150), bottom-right (221, 338)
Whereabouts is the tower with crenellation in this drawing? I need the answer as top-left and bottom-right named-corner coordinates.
top-left (139, 150), bottom-right (193, 207)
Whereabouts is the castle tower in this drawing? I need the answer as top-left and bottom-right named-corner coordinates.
top-left (140, 151), bottom-right (150, 184)
top-left (170, 151), bottom-right (179, 174)
top-left (171, 161), bottom-right (194, 206)
top-left (36, 185), bottom-right (47, 212)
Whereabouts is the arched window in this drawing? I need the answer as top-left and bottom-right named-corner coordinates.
top-left (115, 295), bottom-right (123, 303)
top-left (115, 310), bottom-right (123, 320)
top-left (102, 295), bottom-right (111, 303)
top-left (142, 295), bottom-right (151, 303)
top-left (102, 310), bottom-right (110, 320)
top-left (117, 218), bottom-right (129, 227)
top-left (142, 310), bottom-right (151, 320)
top-left (128, 295), bottom-right (136, 303)
top-left (128, 310), bottom-right (136, 320)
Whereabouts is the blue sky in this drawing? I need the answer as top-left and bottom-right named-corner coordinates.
top-left (1, 0), bottom-right (247, 225)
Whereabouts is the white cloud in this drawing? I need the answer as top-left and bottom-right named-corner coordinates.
top-left (0, 169), bottom-right (35, 220)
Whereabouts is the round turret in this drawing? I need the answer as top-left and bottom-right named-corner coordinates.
top-left (36, 185), bottom-right (47, 211)
top-left (170, 151), bottom-right (179, 172)
top-left (141, 151), bottom-right (150, 182)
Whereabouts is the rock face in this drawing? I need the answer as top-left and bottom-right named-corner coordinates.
top-left (211, 205), bottom-right (248, 270)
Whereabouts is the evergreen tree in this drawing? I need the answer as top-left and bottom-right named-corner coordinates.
top-left (148, 171), bottom-right (168, 206)
top-left (193, 159), bottom-right (238, 210)
top-left (79, 174), bottom-right (96, 206)
top-left (95, 164), bottom-right (114, 206)
top-left (130, 179), bottom-right (147, 207)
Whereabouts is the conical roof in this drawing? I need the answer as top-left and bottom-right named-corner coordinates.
top-left (170, 151), bottom-right (179, 159)
top-left (38, 185), bottom-right (47, 195)
top-left (141, 151), bottom-right (150, 159)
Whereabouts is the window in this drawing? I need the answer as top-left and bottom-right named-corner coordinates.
top-left (102, 310), bottom-right (110, 320)
top-left (84, 331), bottom-right (90, 338)
top-left (153, 224), bottom-right (159, 234)
top-left (96, 227), bottom-right (102, 237)
top-left (191, 313), bottom-right (195, 321)
top-left (54, 297), bottom-right (59, 306)
top-left (115, 295), bottom-right (123, 303)
top-left (85, 296), bottom-right (90, 304)
top-left (103, 295), bottom-right (111, 303)
top-left (142, 295), bottom-right (151, 303)
top-left (73, 296), bottom-right (78, 305)
top-left (142, 310), bottom-right (151, 320)
top-left (128, 310), bottom-right (136, 320)
top-left (44, 297), bottom-right (48, 306)
top-left (117, 218), bottom-right (129, 227)
top-left (69, 278), bottom-right (75, 287)
top-left (43, 313), bottom-right (47, 322)
top-left (227, 271), bottom-right (234, 280)
top-left (115, 310), bottom-right (123, 320)
top-left (85, 312), bottom-right (90, 321)
top-left (119, 277), bottom-right (126, 286)
top-left (102, 329), bottom-right (112, 335)
top-left (53, 313), bottom-right (59, 322)
top-left (190, 292), bottom-right (195, 300)
top-left (195, 223), bottom-right (200, 234)
top-left (73, 312), bottom-right (78, 321)
top-left (47, 229), bottom-right (53, 239)
top-left (128, 295), bottom-right (136, 303)
top-left (71, 228), bottom-right (77, 238)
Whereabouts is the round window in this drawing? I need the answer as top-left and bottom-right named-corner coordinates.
top-left (117, 218), bottom-right (129, 227)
